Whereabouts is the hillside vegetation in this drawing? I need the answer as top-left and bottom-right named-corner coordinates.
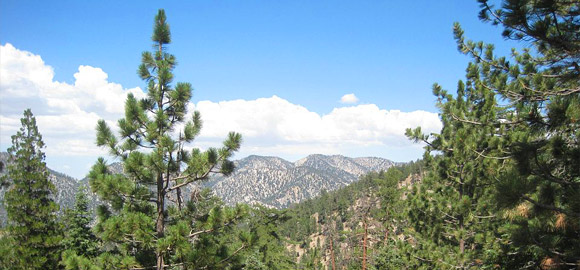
top-left (1, 1), bottom-right (579, 269)
top-left (279, 161), bottom-right (425, 269)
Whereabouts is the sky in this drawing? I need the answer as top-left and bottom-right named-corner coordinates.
top-left (0, 0), bottom-right (524, 179)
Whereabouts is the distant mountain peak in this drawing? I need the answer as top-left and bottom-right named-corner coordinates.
top-left (0, 153), bottom-right (398, 220)
top-left (207, 154), bottom-right (396, 208)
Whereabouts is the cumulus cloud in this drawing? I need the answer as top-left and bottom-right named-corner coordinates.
top-left (0, 43), bottom-right (145, 157)
top-left (340, 93), bottom-right (359, 104)
top-left (192, 96), bottom-right (440, 144)
top-left (0, 43), bottom-right (442, 177)
top-left (189, 96), bottom-right (441, 159)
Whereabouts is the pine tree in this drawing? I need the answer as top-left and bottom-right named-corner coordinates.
top-left (61, 186), bottom-right (100, 259)
top-left (403, 84), bottom-right (508, 267)
top-left (245, 206), bottom-right (295, 270)
top-left (89, 9), bottom-right (242, 269)
top-left (169, 188), bottom-right (250, 269)
top-left (455, 0), bottom-right (579, 267)
top-left (374, 167), bottom-right (403, 243)
top-left (400, 0), bottom-right (579, 268)
top-left (0, 109), bottom-right (61, 269)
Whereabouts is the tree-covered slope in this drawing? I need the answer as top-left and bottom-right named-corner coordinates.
top-left (279, 161), bottom-right (425, 269)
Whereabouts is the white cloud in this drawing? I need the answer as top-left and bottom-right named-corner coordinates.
top-left (190, 96), bottom-right (441, 151)
top-left (0, 43), bottom-right (442, 177)
top-left (340, 93), bottom-right (359, 104)
top-left (0, 43), bottom-right (145, 157)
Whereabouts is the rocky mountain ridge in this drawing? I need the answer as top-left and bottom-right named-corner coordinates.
top-left (205, 154), bottom-right (397, 208)
top-left (0, 153), bottom-right (398, 220)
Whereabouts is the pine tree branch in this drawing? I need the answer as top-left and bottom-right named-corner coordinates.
top-left (188, 227), bottom-right (216, 238)
top-left (168, 146), bottom-right (236, 192)
top-left (120, 192), bottom-right (158, 204)
top-left (451, 112), bottom-right (522, 126)
top-left (531, 150), bottom-right (580, 186)
top-left (199, 244), bottom-right (247, 270)
top-left (188, 215), bottom-right (243, 238)
top-left (126, 134), bottom-right (154, 149)
top-left (472, 149), bottom-right (511, 160)
top-left (451, 113), bottom-right (483, 125)
top-left (167, 169), bottom-right (212, 192)
top-left (474, 215), bottom-right (495, 219)
top-left (521, 195), bottom-right (580, 218)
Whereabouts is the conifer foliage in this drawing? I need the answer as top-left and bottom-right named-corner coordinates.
top-left (403, 0), bottom-right (579, 268)
top-left (62, 187), bottom-right (100, 258)
top-left (0, 109), bottom-right (61, 269)
top-left (89, 9), bottom-right (242, 269)
top-left (404, 79), bottom-right (508, 268)
top-left (469, 0), bottom-right (579, 267)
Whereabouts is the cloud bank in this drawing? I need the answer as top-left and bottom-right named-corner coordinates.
top-left (0, 43), bottom-right (441, 176)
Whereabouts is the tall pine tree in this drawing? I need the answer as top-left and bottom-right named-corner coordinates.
top-left (89, 9), bottom-right (242, 269)
top-left (403, 0), bottom-right (579, 268)
top-left (402, 75), bottom-right (508, 268)
top-left (460, 0), bottom-right (579, 267)
top-left (0, 109), bottom-right (62, 269)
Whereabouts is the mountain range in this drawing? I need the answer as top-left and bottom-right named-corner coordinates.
top-left (0, 153), bottom-right (397, 221)
top-left (205, 154), bottom-right (397, 208)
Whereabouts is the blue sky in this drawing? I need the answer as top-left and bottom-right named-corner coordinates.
top-left (0, 1), bottom-right (523, 179)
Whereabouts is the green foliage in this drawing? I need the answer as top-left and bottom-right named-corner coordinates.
top-left (0, 109), bottom-right (62, 269)
top-left (89, 9), bottom-right (242, 269)
top-left (61, 250), bottom-right (100, 270)
top-left (401, 70), bottom-right (509, 268)
top-left (471, 0), bottom-right (579, 267)
top-left (61, 186), bottom-right (100, 259)
top-left (0, 2), bottom-right (576, 269)
top-left (244, 250), bottom-right (269, 270)
top-left (167, 188), bottom-right (251, 269)
top-left (245, 206), bottom-right (295, 269)
top-left (281, 162), bottom-right (424, 269)
top-left (390, 1), bottom-right (580, 268)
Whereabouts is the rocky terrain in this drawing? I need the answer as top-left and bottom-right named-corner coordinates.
top-left (0, 153), bottom-right (397, 221)
top-left (206, 154), bottom-right (397, 208)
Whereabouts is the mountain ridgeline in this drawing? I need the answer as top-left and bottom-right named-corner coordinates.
top-left (0, 153), bottom-right (398, 222)
top-left (3, 2), bottom-right (578, 268)
top-left (206, 154), bottom-right (398, 208)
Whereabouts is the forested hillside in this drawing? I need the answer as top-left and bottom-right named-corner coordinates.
top-left (0, 153), bottom-right (395, 224)
top-left (1, 1), bottom-right (578, 269)
top-left (279, 161), bottom-right (425, 269)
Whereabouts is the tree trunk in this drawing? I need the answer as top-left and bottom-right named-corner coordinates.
top-left (330, 235), bottom-right (336, 270)
top-left (156, 174), bottom-right (165, 270)
top-left (362, 218), bottom-right (368, 270)
top-left (176, 187), bottom-right (183, 211)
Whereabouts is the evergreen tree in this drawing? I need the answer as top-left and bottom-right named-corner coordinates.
top-left (400, 0), bottom-right (579, 268)
top-left (0, 109), bottom-right (61, 269)
top-left (373, 167), bottom-right (403, 243)
top-left (245, 206), bottom-right (294, 270)
top-left (404, 85), bottom-right (508, 267)
top-left (462, 0), bottom-right (579, 267)
top-left (89, 9), bottom-right (242, 269)
top-left (61, 186), bottom-right (100, 260)
top-left (171, 188), bottom-right (250, 269)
